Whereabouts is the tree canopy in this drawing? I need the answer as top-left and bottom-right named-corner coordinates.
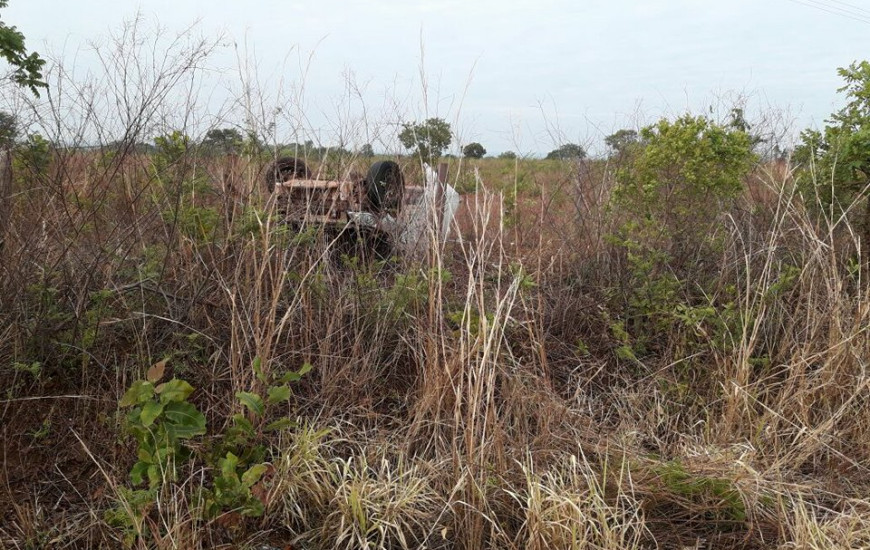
top-left (398, 118), bottom-right (452, 163)
top-left (359, 143), bottom-right (375, 158)
top-left (604, 129), bottom-right (638, 156)
top-left (545, 143), bottom-right (585, 160)
top-left (200, 128), bottom-right (244, 155)
top-left (0, 0), bottom-right (46, 96)
top-left (613, 114), bottom-right (755, 242)
top-left (462, 142), bottom-right (486, 159)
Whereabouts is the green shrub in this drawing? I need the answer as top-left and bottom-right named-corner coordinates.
top-left (199, 358), bottom-right (310, 518)
top-left (109, 358), bottom-right (311, 545)
top-left (119, 361), bottom-right (206, 488)
top-left (545, 143), bottom-right (585, 160)
top-left (794, 61), bottom-right (870, 264)
top-left (612, 115), bottom-right (754, 257)
top-left (463, 142), bottom-right (486, 159)
top-left (607, 114), bottom-right (755, 359)
top-left (12, 132), bottom-right (51, 178)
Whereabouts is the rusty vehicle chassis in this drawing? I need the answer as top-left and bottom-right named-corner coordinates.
top-left (273, 178), bottom-right (367, 225)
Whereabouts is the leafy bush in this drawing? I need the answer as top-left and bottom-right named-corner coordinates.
top-left (611, 114), bottom-right (754, 267)
top-left (794, 61), bottom-right (870, 262)
top-left (200, 358), bottom-right (310, 518)
top-left (152, 131), bottom-right (191, 176)
top-left (119, 361), bottom-right (206, 488)
top-left (608, 114), bottom-right (755, 359)
top-left (200, 127), bottom-right (244, 155)
top-left (12, 133), bottom-right (51, 177)
top-left (111, 357), bottom-right (312, 545)
top-left (604, 129), bottom-right (639, 157)
top-left (359, 143), bottom-right (375, 158)
top-left (0, 110), bottom-right (17, 147)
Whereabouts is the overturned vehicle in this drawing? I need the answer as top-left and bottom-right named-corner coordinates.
top-left (263, 157), bottom-right (459, 257)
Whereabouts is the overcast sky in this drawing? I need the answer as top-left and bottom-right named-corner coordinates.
top-left (5, 0), bottom-right (870, 155)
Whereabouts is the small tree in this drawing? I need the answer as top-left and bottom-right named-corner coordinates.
top-left (546, 143), bottom-right (585, 160)
top-left (794, 61), bottom-right (870, 263)
top-left (359, 143), bottom-right (374, 158)
top-left (609, 114), bottom-right (755, 356)
top-left (398, 117), bottom-right (452, 163)
top-left (201, 128), bottom-right (244, 155)
top-left (498, 151), bottom-right (517, 160)
top-left (727, 108), bottom-right (766, 154)
top-left (604, 129), bottom-right (638, 157)
top-left (612, 114), bottom-right (755, 286)
top-left (614, 115), bottom-right (753, 239)
top-left (0, 0), bottom-right (46, 96)
top-left (463, 142), bottom-right (486, 159)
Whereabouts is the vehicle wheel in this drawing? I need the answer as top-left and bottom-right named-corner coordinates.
top-left (264, 157), bottom-right (310, 193)
top-left (364, 161), bottom-right (404, 214)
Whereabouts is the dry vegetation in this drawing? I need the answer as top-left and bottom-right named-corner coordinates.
top-left (2, 24), bottom-right (870, 550)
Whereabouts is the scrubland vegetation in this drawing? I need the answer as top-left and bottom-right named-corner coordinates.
top-left (3, 22), bottom-right (870, 550)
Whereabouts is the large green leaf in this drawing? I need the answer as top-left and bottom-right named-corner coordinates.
top-left (279, 363), bottom-right (313, 384)
top-left (236, 392), bottom-right (264, 417)
top-left (241, 500), bottom-right (265, 517)
top-left (279, 371), bottom-right (301, 383)
top-left (156, 379), bottom-right (195, 403)
top-left (264, 418), bottom-right (296, 432)
top-left (120, 380), bottom-right (154, 407)
top-left (147, 464), bottom-right (162, 487)
top-left (267, 385), bottom-right (291, 405)
top-left (162, 401), bottom-right (206, 439)
top-left (220, 452), bottom-right (240, 479)
top-left (140, 401), bottom-right (164, 427)
top-left (231, 413), bottom-right (255, 437)
top-left (153, 443), bottom-right (175, 463)
top-left (241, 464), bottom-right (268, 488)
top-left (137, 447), bottom-right (153, 464)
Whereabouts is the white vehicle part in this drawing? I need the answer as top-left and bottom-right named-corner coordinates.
top-left (396, 164), bottom-right (459, 254)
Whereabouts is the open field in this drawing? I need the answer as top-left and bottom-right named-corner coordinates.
top-left (0, 19), bottom-right (869, 548)
top-left (2, 135), bottom-right (870, 550)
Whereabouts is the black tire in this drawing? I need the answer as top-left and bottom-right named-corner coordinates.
top-left (364, 161), bottom-right (404, 214)
top-left (263, 157), bottom-right (311, 193)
